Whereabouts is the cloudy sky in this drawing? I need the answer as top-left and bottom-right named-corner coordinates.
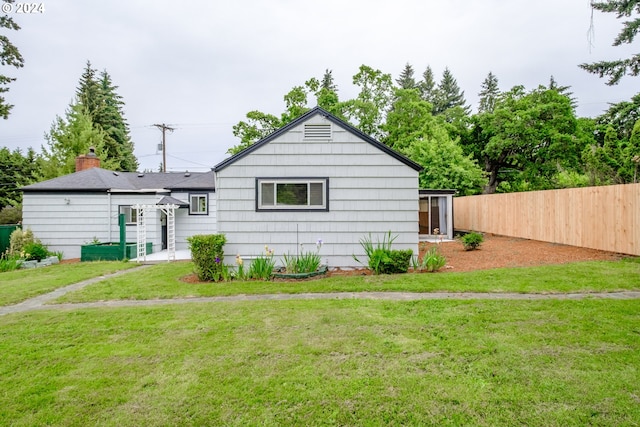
top-left (2, 0), bottom-right (637, 172)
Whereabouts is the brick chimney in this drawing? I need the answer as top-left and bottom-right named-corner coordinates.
top-left (75, 147), bottom-right (101, 172)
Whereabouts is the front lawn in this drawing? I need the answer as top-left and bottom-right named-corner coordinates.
top-left (0, 299), bottom-right (638, 426)
top-left (52, 259), bottom-right (640, 304)
top-left (0, 261), bottom-right (138, 306)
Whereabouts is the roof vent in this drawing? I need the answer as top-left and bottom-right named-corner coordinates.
top-left (138, 173), bottom-right (144, 178)
top-left (304, 124), bottom-right (331, 140)
top-left (112, 171), bottom-right (119, 176)
top-left (184, 171), bottom-right (191, 177)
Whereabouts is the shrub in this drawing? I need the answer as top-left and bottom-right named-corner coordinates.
top-left (380, 249), bottom-right (413, 274)
top-left (461, 231), bottom-right (484, 251)
top-left (353, 232), bottom-right (412, 274)
top-left (187, 234), bottom-right (227, 282)
top-left (22, 241), bottom-right (50, 261)
top-left (416, 246), bottom-right (447, 272)
top-left (9, 227), bottom-right (34, 256)
top-left (0, 205), bottom-right (21, 225)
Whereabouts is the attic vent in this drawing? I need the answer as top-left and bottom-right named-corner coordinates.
top-left (304, 124), bottom-right (331, 140)
top-left (112, 172), bottom-right (119, 176)
top-left (138, 173), bottom-right (144, 178)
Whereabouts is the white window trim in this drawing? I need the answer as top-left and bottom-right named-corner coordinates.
top-left (256, 177), bottom-right (329, 211)
top-left (119, 206), bottom-right (139, 225)
top-left (189, 193), bottom-right (208, 215)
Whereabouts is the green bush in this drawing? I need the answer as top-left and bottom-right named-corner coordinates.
top-left (22, 241), bottom-right (50, 261)
top-left (353, 232), bottom-right (412, 274)
top-left (0, 205), bottom-right (21, 224)
top-left (461, 231), bottom-right (484, 251)
top-left (9, 227), bottom-right (34, 256)
top-left (187, 234), bottom-right (227, 282)
top-left (380, 249), bottom-right (413, 274)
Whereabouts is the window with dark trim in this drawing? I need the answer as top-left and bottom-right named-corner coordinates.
top-left (256, 178), bottom-right (329, 211)
top-left (189, 194), bottom-right (208, 215)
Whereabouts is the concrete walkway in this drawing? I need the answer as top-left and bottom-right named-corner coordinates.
top-left (2, 266), bottom-right (639, 316)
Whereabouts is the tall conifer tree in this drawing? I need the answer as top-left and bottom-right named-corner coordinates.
top-left (396, 63), bottom-right (417, 89)
top-left (478, 72), bottom-right (500, 113)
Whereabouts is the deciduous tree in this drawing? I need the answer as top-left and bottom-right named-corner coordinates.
top-left (40, 103), bottom-right (117, 179)
top-left (383, 89), bottom-right (485, 195)
top-left (470, 86), bottom-right (579, 193)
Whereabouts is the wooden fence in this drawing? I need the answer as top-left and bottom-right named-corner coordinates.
top-left (454, 183), bottom-right (640, 256)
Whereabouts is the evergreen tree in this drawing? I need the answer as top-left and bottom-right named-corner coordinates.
top-left (418, 66), bottom-right (437, 105)
top-left (0, 146), bottom-right (37, 208)
top-left (477, 72), bottom-right (500, 113)
top-left (97, 70), bottom-right (138, 170)
top-left (76, 61), bottom-right (103, 116)
top-left (74, 62), bottom-right (138, 171)
top-left (596, 92), bottom-right (640, 141)
top-left (547, 75), bottom-right (577, 110)
top-left (320, 69), bottom-right (337, 92)
top-left (433, 68), bottom-right (470, 115)
top-left (396, 63), bottom-right (417, 89)
top-left (580, 0), bottom-right (640, 85)
top-left (0, 0), bottom-right (24, 119)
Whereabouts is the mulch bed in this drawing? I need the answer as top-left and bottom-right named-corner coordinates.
top-left (179, 234), bottom-right (627, 283)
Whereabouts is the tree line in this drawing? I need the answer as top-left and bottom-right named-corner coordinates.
top-left (0, 61), bottom-right (137, 223)
top-left (1, 0), bottom-right (638, 223)
top-left (230, 64), bottom-right (640, 195)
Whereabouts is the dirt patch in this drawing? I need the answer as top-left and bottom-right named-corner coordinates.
top-left (422, 234), bottom-right (625, 273)
top-left (180, 234), bottom-right (627, 282)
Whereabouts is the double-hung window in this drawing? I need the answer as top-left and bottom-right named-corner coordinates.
top-left (189, 194), bottom-right (208, 215)
top-left (257, 178), bottom-right (329, 211)
top-left (120, 206), bottom-right (139, 225)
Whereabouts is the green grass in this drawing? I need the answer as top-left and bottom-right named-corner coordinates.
top-left (52, 259), bottom-right (640, 303)
top-left (0, 261), bottom-right (138, 306)
top-left (0, 299), bottom-right (638, 426)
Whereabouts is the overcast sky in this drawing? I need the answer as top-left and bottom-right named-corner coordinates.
top-left (2, 0), bottom-right (638, 172)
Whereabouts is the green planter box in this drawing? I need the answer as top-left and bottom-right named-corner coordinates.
top-left (81, 242), bottom-right (153, 261)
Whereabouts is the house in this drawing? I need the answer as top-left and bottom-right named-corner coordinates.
top-left (21, 149), bottom-right (216, 259)
top-left (213, 106), bottom-right (423, 267)
top-left (22, 107), bottom-right (455, 267)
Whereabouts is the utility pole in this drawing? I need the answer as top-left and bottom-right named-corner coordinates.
top-left (153, 123), bottom-right (175, 172)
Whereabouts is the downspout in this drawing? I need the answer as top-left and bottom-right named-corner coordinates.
top-left (108, 191), bottom-right (112, 242)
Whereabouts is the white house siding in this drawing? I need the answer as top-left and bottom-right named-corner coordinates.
top-left (22, 192), bottom-right (178, 259)
top-left (108, 193), bottom-right (160, 251)
top-left (21, 191), bottom-right (120, 259)
top-left (215, 115), bottom-right (419, 268)
top-left (170, 191), bottom-right (217, 250)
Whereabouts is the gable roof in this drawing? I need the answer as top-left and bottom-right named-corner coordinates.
top-left (213, 106), bottom-right (423, 172)
top-left (21, 168), bottom-right (215, 193)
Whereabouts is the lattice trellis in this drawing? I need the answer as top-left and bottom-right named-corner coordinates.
top-left (133, 204), bottom-right (178, 262)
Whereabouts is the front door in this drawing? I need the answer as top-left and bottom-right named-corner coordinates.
top-left (161, 212), bottom-right (167, 250)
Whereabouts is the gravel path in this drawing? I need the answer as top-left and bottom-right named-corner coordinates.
top-left (1, 265), bottom-right (639, 316)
